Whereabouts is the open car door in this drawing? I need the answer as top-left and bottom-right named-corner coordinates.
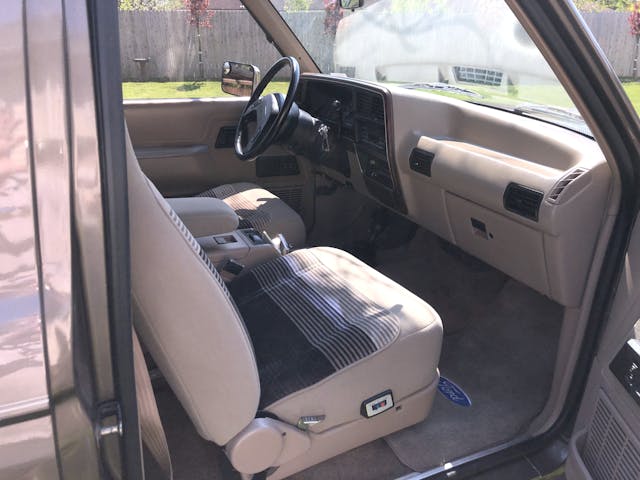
top-left (565, 229), bottom-right (640, 479)
top-left (502, 2), bottom-right (640, 479)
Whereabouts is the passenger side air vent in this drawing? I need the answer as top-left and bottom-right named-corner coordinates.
top-left (582, 392), bottom-right (640, 480)
top-left (409, 148), bottom-right (434, 177)
top-left (357, 91), bottom-right (385, 122)
top-left (503, 183), bottom-right (543, 221)
top-left (547, 168), bottom-right (587, 203)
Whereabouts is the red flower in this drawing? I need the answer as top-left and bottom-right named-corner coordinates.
top-left (629, 3), bottom-right (640, 36)
top-left (323, 0), bottom-right (343, 36)
top-left (184, 0), bottom-right (214, 28)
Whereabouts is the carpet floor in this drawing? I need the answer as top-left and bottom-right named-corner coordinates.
top-left (380, 232), bottom-right (563, 471)
top-left (155, 225), bottom-right (563, 478)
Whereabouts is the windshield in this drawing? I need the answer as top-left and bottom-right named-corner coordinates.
top-left (269, 0), bottom-right (588, 134)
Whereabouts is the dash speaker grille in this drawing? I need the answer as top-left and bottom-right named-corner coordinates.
top-left (582, 392), bottom-right (640, 480)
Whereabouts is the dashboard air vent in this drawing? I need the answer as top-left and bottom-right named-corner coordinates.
top-left (503, 183), bottom-right (543, 221)
top-left (357, 91), bottom-right (385, 122)
top-left (359, 122), bottom-right (386, 151)
top-left (547, 167), bottom-right (587, 203)
top-left (409, 148), bottom-right (434, 177)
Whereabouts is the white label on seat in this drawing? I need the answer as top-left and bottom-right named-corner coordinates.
top-left (364, 393), bottom-right (394, 417)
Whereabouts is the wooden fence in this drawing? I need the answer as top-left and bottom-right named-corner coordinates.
top-left (582, 11), bottom-right (637, 78)
top-left (119, 10), bottom-right (639, 82)
top-left (119, 10), bottom-right (333, 82)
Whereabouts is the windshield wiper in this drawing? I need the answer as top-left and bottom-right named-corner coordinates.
top-left (397, 82), bottom-right (483, 98)
top-left (513, 103), bottom-right (591, 136)
top-left (514, 103), bottom-right (582, 121)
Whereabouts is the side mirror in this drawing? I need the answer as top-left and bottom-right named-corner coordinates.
top-left (221, 61), bottom-right (261, 97)
top-left (340, 0), bottom-right (363, 9)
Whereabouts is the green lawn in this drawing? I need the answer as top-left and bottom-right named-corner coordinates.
top-left (621, 81), bottom-right (640, 112)
top-left (122, 80), bottom-right (640, 114)
top-left (122, 81), bottom-right (289, 99)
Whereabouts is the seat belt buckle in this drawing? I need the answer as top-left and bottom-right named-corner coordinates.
top-left (221, 258), bottom-right (244, 276)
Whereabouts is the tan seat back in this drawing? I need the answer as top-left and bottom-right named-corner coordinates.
top-left (126, 126), bottom-right (260, 445)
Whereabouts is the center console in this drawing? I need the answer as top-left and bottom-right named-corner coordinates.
top-left (197, 228), bottom-right (281, 281)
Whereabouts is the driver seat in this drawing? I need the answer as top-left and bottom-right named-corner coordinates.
top-left (195, 182), bottom-right (306, 248)
top-left (127, 122), bottom-right (443, 478)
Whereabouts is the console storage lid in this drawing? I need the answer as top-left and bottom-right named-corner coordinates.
top-left (168, 197), bottom-right (239, 236)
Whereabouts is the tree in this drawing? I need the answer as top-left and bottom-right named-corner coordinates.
top-left (323, 0), bottom-right (343, 36)
top-left (284, 0), bottom-right (313, 12)
top-left (118, 0), bottom-right (180, 10)
top-left (573, 0), bottom-right (635, 11)
top-left (630, 2), bottom-right (640, 77)
top-left (184, 0), bottom-right (214, 80)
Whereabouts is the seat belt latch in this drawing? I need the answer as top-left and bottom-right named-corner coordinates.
top-left (96, 400), bottom-right (123, 439)
top-left (222, 258), bottom-right (244, 276)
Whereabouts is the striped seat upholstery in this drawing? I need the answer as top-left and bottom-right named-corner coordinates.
top-left (197, 182), bottom-right (306, 247)
top-left (198, 183), bottom-right (271, 231)
top-left (126, 120), bottom-right (442, 478)
top-left (230, 248), bottom-right (402, 408)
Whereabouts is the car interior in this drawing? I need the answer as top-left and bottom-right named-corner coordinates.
top-left (122, 8), bottom-right (614, 480)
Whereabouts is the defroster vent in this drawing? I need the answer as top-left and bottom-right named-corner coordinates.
top-left (503, 183), bottom-right (543, 221)
top-left (547, 168), bottom-right (587, 203)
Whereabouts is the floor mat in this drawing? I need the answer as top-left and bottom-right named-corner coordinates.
top-left (377, 230), bottom-right (508, 334)
top-left (291, 439), bottom-right (411, 480)
top-left (384, 278), bottom-right (563, 471)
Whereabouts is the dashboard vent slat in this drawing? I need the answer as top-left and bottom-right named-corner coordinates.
top-left (503, 183), bottom-right (543, 221)
top-left (409, 148), bottom-right (434, 177)
top-left (357, 91), bottom-right (385, 122)
top-left (547, 167), bottom-right (587, 203)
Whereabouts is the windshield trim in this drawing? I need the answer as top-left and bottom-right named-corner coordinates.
top-left (245, 0), bottom-right (321, 74)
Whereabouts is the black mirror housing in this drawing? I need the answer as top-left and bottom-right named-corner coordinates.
top-left (221, 61), bottom-right (261, 97)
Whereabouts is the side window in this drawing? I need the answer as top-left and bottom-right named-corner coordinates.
top-left (573, 1), bottom-right (640, 114)
top-left (118, 0), bottom-right (283, 100)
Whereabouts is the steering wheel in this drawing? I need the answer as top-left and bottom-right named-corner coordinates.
top-left (235, 57), bottom-right (300, 160)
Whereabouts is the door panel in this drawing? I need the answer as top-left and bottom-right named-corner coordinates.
top-left (123, 98), bottom-right (312, 195)
top-left (124, 98), bottom-right (314, 225)
top-left (565, 220), bottom-right (640, 479)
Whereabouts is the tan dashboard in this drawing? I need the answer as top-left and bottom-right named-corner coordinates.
top-left (390, 88), bottom-right (610, 307)
top-left (301, 75), bottom-right (611, 308)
